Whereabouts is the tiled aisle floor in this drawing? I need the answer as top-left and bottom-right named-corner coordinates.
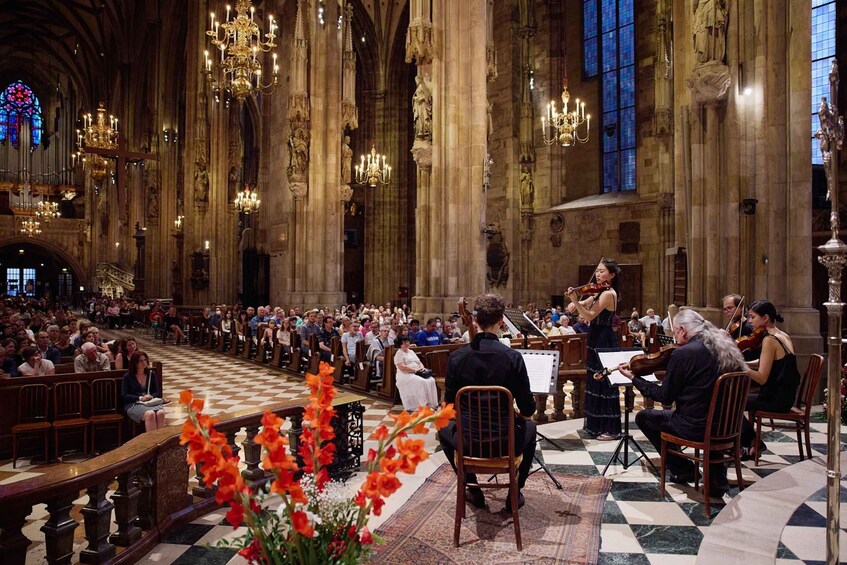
top-left (2, 330), bottom-right (842, 564)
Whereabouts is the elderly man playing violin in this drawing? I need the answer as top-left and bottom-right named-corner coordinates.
top-left (617, 309), bottom-right (746, 496)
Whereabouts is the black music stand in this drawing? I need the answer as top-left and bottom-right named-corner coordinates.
top-left (596, 348), bottom-right (660, 476)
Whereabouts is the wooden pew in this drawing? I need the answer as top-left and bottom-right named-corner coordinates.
top-left (556, 333), bottom-right (588, 419)
top-left (256, 324), bottom-right (269, 364)
top-left (0, 361), bottom-right (164, 457)
top-left (286, 333), bottom-right (302, 372)
top-left (350, 340), bottom-right (371, 393)
top-left (329, 337), bottom-right (345, 384)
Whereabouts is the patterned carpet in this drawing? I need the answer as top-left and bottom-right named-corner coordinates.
top-left (371, 464), bottom-right (611, 564)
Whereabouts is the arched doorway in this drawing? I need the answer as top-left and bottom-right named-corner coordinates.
top-left (0, 239), bottom-right (88, 305)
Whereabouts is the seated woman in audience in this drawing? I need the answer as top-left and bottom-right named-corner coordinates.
top-left (122, 351), bottom-right (167, 432)
top-left (276, 317), bottom-right (294, 362)
top-left (221, 310), bottom-right (234, 348)
top-left (741, 300), bottom-right (801, 459)
top-left (236, 310), bottom-right (250, 342)
top-left (260, 319), bottom-right (278, 361)
top-left (393, 335), bottom-right (439, 410)
top-left (2, 338), bottom-right (18, 376)
top-left (115, 337), bottom-right (139, 370)
top-left (17, 346), bottom-right (55, 376)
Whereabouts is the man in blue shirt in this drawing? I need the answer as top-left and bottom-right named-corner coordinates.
top-left (415, 318), bottom-right (442, 347)
top-left (249, 306), bottom-right (268, 333)
top-left (408, 319), bottom-right (422, 343)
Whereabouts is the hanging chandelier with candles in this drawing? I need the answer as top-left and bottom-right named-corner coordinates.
top-left (204, 0), bottom-right (279, 105)
top-left (541, 79), bottom-right (590, 147)
top-left (36, 200), bottom-right (60, 222)
top-left (355, 144), bottom-right (391, 188)
top-left (73, 102), bottom-right (118, 181)
top-left (20, 217), bottom-right (41, 238)
top-left (234, 183), bottom-right (261, 214)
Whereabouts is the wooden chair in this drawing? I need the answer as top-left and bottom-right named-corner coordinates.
top-left (11, 383), bottom-right (51, 468)
top-left (753, 354), bottom-right (824, 465)
top-left (89, 378), bottom-right (124, 453)
top-left (660, 371), bottom-right (750, 517)
top-left (424, 349), bottom-right (450, 403)
top-left (453, 385), bottom-right (522, 551)
top-left (53, 381), bottom-right (89, 461)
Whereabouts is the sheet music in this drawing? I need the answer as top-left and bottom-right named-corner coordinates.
top-left (517, 349), bottom-right (560, 394)
top-left (597, 349), bottom-right (659, 386)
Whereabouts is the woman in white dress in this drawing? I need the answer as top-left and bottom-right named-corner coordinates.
top-left (393, 336), bottom-right (438, 410)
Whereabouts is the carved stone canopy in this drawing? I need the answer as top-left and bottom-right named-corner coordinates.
top-left (686, 61), bottom-right (731, 106)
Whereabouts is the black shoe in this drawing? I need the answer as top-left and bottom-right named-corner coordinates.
top-left (466, 488), bottom-right (485, 509)
top-left (667, 470), bottom-right (696, 485)
top-left (504, 491), bottom-right (525, 513)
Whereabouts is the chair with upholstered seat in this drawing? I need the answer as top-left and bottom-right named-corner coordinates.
top-left (454, 385), bottom-right (522, 550)
top-left (753, 354), bottom-right (824, 466)
top-left (89, 378), bottom-right (124, 453)
top-left (12, 384), bottom-right (52, 468)
top-left (660, 371), bottom-right (750, 517)
top-left (53, 381), bottom-right (89, 461)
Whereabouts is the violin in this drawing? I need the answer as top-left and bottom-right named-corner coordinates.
top-left (736, 326), bottom-right (766, 352)
top-left (594, 344), bottom-right (678, 381)
top-left (567, 281), bottom-right (611, 297)
top-left (458, 297), bottom-right (476, 340)
top-left (727, 318), bottom-right (746, 338)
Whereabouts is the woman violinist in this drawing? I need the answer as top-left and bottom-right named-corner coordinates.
top-left (740, 300), bottom-right (801, 459)
top-left (567, 258), bottom-right (621, 440)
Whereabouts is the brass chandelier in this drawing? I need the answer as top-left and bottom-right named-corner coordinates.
top-left (542, 79), bottom-right (590, 147)
top-left (36, 200), bottom-right (60, 222)
top-left (234, 183), bottom-right (261, 214)
top-left (355, 144), bottom-right (391, 188)
top-left (204, 0), bottom-right (279, 105)
top-left (20, 217), bottom-right (41, 238)
top-left (73, 102), bottom-right (118, 181)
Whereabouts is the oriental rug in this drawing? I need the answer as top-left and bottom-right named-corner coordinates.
top-left (371, 464), bottom-right (611, 564)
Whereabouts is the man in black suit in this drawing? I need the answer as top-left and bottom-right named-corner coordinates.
top-left (438, 293), bottom-right (536, 511)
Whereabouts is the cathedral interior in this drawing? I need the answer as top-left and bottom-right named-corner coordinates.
top-left (0, 0), bottom-right (845, 562)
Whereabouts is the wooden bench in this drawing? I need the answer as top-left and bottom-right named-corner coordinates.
top-left (0, 362), bottom-right (165, 457)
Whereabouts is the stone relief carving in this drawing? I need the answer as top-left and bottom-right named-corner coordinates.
top-left (341, 135), bottom-right (352, 185)
top-left (411, 140), bottom-right (432, 170)
top-left (520, 171), bottom-right (535, 209)
top-left (287, 125), bottom-right (310, 182)
top-left (194, 146), bottom-right (209, 203)
top-left (686, 61), bottom-right (731, 106)
top-left (146, 185), bottom-right (159, 225)
top-left (339, 184), bottom-right (353, 202)
top-left (405, 21), bottom-right (433, 65)
top-left (412, 75), bottom-right (432, 141)
top-left (693, 0), bottom-right (727, 65)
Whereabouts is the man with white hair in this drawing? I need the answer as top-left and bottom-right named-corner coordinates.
top-left (74, 341), bottom-right (111, 373)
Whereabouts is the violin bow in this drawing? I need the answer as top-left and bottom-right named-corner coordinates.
top-left (723, 295), bottom-right (745, 332)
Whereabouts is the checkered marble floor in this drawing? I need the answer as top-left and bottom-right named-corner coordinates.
top-left (3, 329), bottom-right (844, 564)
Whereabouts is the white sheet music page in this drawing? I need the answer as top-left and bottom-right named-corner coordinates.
top-left (517, 350), bottom-right (559, 394)
top-left (597, 350), bottom-right (659, 385)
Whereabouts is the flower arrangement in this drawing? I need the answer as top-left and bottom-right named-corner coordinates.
top-left (179, 362), bottom-right (455, 564)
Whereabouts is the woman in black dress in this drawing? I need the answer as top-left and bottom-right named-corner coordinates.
top-left (741, 300), bottom-right (801, 459)
top-left (567, 258), bottom-right (621, 440)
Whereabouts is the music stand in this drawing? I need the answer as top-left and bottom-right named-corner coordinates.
top-left (596, 348), bottom-right (660, 476)
top-left (514, 348), bottom-right (564, 489)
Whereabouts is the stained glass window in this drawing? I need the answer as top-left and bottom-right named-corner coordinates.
top-left (589, 0), bottom-right (635, 193)
top-left (811, 0), bottom-right (835, 165)
top-left (0, 81), bottom-right (43, 149)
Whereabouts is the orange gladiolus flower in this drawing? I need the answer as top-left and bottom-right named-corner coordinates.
top-left (372, 426), bottom-right (389, 441)
top-left (377, 472), bottom-right (402, 497)
top-left (433, 403), bottom-right (456, 429)
top-left (291, 510), bottom-right (315, 537)
top-left (179, 389), bottom-right (194, 405)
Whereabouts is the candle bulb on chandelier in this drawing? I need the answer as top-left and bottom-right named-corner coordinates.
top-left (226, 5), bottom-right (231, 21)
top-left (250, 6), bottom-right (255, 21)
top-left (210, 12), bottom-right (214, 29)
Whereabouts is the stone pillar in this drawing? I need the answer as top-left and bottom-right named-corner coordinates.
top-left (412, 0), bottom-right (488, 319)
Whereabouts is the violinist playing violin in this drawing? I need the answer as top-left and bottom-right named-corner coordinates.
top-left (722, 294), bottom-right (760, 361)
top-left (566, 258), bottom-right (621, 441)
top-left (740, 301), bottom-right (801, 461)
top-left (618, 309), bottom-right (746, 496)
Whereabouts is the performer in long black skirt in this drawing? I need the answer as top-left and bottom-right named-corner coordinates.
top-left (567, 258), bottom-right (621, 440)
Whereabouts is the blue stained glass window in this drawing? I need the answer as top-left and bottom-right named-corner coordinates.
top-left (583, 0), bottom-right (599, 78)
top-left (0, 81), bottom-right (43, 149)
top-left (590, 1), bottom-right (636, 193)
top-left (811, 0), bottom-right (835, 165)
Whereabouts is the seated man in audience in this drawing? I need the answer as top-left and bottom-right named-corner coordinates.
top-left (35, 331), bottom-right (62, 366)
top-left (317, 316), bottom-right (339, 363)
top-left (439, 321), bottom-right (462, 343)
top-left (46, 324), bottom-right (60, 346)
top-left (0, 339), bottom-right (17, 376)
top-left (250, 306), bottom-right (268, 334)
top-left (364, 322), bottom-right (380, 347)
top-left (573, 315), bottom-right (590, 334)
top-left (163, 306), bottom-right (185, 344)
top-left (415, 318), bottom-right (442, 347)
top-left (438, 293), bottom-right (536, 511)
top-left (72, 320), bottom-right (92, 348)
top-left (299, 309), bottom-right (321, 359)
top-left (55, 327), bottom-right (76, 357)
top-left (75, 341), bottom-right (111, 373)
top-left (341, 320), bottom-right (364, 378)
top-left (407, 319), bottom-right (422, 343)
top-left (367, 325), bottom-right (392, 381)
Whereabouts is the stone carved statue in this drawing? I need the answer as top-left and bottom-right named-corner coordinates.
top-left (341, 135), bottom-right (352, 184)
top-left (194, 159), bottom-right (209, 203)
top-left (287, 126), bottom-right (310, 180)
top-left (520, 171), bottom-right (534, 208)
top-left (228, 166), bottom-right (240, 199)
top-left (147, 186), bottom-right (159, 218)
top-left (412, 75), bottom-right (432, 140)
top-left (693, 0), bottom-right (727, 65)
top-left (485, 224), bottom-right (510, 288)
